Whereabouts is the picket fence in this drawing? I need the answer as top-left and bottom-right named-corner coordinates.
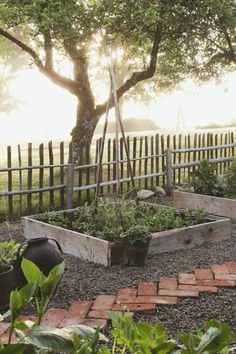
top-left (0, 131), bottom-right (235, 219)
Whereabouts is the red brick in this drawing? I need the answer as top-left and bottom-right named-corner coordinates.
top-left (224, 261), bottom-right (236, 274)
top-left (178, 273), bottom-right (197, 285)
top-left (194, 268), bottom-right (213, 280)
top-left (197, 279), bottom-right (235, 287)
top-left (60, 300), bottom-right (93, 326)
top-left (136, 295), bottom-right (177, 305)
top-left (68, 300), bottom-right (93, 318)
top-left (214, 274), bottom-right (236, 281)
top-left (116, 288), bottom-right (137, 304)
top-left (112, 303), bottom-right (156, 313)
top-left (42, 308), bottom-right (67, 327)
top-left (178, 284), bottom-right (217, 293)
top-left (92, 295), bottom-right (116, 310)
top-left (0, 328), bottom-right (17, 344)
top-left (159, 277), bottom-right (178, 290)
top-left (138, 282), bottom-right (157, 296)
top-left (18, 315), bottom-right (38, 323)
top-left (88, 309), bottom-right (134, 320)
top-left (0, 322), bottom-right (9, 336)
top-left (211, 264), bottom-right (229, 274)
top-left (158, 289), bottom-right (199, 297)
top-left (87, 310), bottom-right (109, 319)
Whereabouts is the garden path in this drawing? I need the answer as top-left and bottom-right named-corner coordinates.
top-left (0, 259), bottom-right (235, 343)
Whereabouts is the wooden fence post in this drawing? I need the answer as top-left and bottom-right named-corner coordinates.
top-left (66, 164), bottom-right (74, 209)
top-left (165, 148), bottom-right (173, 196)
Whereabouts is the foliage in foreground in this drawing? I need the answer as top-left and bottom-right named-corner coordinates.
top-left (34, 199), bottom-right (207, 242)
top-left (191, 159), bottom-right (236, 198)
top-left (0, 258), bottom-right (235, 353)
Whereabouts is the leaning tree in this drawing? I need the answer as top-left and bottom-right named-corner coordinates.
top-left (0, 0), bottom-right (236, 163)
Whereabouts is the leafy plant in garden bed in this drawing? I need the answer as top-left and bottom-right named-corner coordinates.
top-left (191, 159), bottom-right (236, 198)
top-left (34, 198), bottom-right (207, 243)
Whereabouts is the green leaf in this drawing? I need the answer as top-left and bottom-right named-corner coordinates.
top-left (0, 344), bottom-right (27, 354)
top-left (40, 261), bottom-right (64, 296)
top-left (26, 325), bottom-right (74, 352)
top-left (201, 320), bottom-right (236, 352)
top-left (10, 283), bottom-right (36, 322)
top-left (196, 327), bottom-right (221, 352)
top-left (21, 258), bottom-right (42, 285)
top-left (65, 324), bottom-right (108, 342)
top-left (14, 320), bottom-right (35, 331)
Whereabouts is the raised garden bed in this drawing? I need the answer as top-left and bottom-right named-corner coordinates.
top-left (173, 191), bottom-right (236, 219)
top-left (21, 204), bottom-right (232, 266)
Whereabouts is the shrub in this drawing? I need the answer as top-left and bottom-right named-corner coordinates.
top-left (191, 160), bottom-right (219, 196)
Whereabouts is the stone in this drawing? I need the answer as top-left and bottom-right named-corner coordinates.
top-left (153, 186), bottom-right (167, 197)
top-left (137, 189), bottom-right (155, 200)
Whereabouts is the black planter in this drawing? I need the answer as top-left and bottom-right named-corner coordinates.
top-left (110, 241), bottom-right (126, 265)
top-left (14, 237), bottom-right (64, 287)
top-left (0, 267), bottom-right (18, 311)
top-left (126, 242), bottom-right (149, 266)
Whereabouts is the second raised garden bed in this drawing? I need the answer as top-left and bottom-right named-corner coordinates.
top-left (21, 202), bottom-right (232, 267)
top-left (173, 191), bottom-right (236, 219)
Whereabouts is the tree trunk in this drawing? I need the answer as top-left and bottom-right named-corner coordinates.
top-left (71, 100), bottom-right (100, 165)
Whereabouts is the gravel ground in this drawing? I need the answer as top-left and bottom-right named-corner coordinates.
top-left (1, 219), bottom-right (236, 341)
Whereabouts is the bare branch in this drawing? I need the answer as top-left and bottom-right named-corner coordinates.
top-left (0, 27), bottom-right (81, 96)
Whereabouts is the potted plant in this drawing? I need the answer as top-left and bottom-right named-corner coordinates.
top-left (121, 224), bottom-right (152, 266)
top-left (0, 241), bottom-right (19, 310)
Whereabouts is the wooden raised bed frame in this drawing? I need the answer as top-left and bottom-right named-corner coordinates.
top-left (21, 206), bottom-right (232, 267)
top-left (173, 191), bottom-right (236, 219)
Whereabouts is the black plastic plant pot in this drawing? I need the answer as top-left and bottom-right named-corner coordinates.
top-left (126, 243), bottom-right (149, 266)
top-left (110, 240), bottom-right (126, 265)
top-left (0, 267), bottom-right (18, 311)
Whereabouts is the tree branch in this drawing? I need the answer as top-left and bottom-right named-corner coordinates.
top-left (0, 27), bottom-right (81, 96)
top-left (96, 24), bottom-right (162, 116)
top-left (43, 31), bottom-right (53, 70)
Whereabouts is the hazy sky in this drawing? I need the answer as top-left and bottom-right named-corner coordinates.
top-left (1, 68), bottom-right (236, 144)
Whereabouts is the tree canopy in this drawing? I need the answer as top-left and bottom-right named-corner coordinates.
top-left (0, 0), bottom-right (236, 161)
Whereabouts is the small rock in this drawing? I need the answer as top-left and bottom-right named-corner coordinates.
top-left (137, 189), bottom-right (155, 200)
top-left (153, 186), bottom-right (167, 197)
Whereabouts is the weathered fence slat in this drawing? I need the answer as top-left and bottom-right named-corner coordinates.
top-left (27, 143), bottom-right (32, 213)
top-left (48, 141), bottom-right (54, 208)
top-left (39, 143), bottom-right (44, 211)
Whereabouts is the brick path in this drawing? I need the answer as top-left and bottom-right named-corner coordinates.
top-left (1, 260), bottom-right (236, 343)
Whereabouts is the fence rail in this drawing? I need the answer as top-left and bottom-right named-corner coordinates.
top-left (0, 131), bottom-right (235, 219)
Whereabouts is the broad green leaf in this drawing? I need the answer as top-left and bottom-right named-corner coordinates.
top-left (21, 258), bottom-right (42, 285)
top-left (40, 261), bottom-right (64, 302)
top-left (9, 288), bottom-right (21, 322)
top-left (196, 327), bottom-right (221, 352)
top-left (202, 320), bottom-right (236, 351)
top-left (14, 320), bottom-right (35, 331)
top-left (26, 325), bottom-right (74, 352)
top-left (65, 324), bottom-right (108, 342)
top-left (0, 344), bottom-right (27, 354)
top-left (10, 283), bottom-right (36, 322)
